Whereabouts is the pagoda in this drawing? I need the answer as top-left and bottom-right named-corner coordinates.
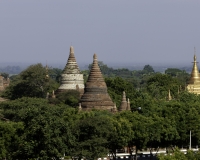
top-left (119, 91), bottom-right (131, 111)
top-left (187, 49), bottom-right (200, 94)
top-left (119, 91), bottom-right (128, 111)
top-left (80, 54), bottom-right (114, 111)
top-left (167, 89), bottom-right (172, 101)
top-left (56, 46), bottom-right (84, 94)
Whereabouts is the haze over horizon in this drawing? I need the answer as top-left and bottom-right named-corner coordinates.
top-left (1, 1), bottom-right (200, 67)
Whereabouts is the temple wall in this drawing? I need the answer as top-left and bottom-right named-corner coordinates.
top-left (58, 74), bottom-right (84, 90)
top-left (61, 74), bottom-right (84, 81)
top-left (187, 84), bottom-right (200, 94)
top-left (59, 84), bottom-right (84, 90)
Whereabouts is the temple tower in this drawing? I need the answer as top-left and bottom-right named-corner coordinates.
top-left (80, 54), bottom-right (114, 111)
top-left (167, 89), bottom-right (172, 101)
top-left (127, 98), bottom-right (131, 111)
top-left (187, 48), bottom-right (200, 94)
top-left (112, 103), bottom-right (118, 113)
top-left (57, 46), bottom-right (84, 94)
top-left (119, 91), bottom-right (128, 111)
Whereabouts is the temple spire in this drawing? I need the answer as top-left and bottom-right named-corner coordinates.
top-left (188, 48), bottom-right (200, 84)
top-left (168, 90), bottom-right (172, 101)
top-left (112, 103), bottom-right (118, 113)
top-left (56, 46), bottom-right (84, 94)
top-left (187, 48), bottom-right (200, 94)
top-left (119, 91), bottom-right (128, 111)
top-left (69, 46), bottom-right (75, 57)
top-left (80, 53), bottom-right (114, 111)
top-left (127, 98), bottom-right (131, 111)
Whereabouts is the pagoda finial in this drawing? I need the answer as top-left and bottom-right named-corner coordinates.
top-left (70, 46), bottom-right (74, 54)
top-left (93, 53), bottom-right (97, 61)
top-left (121, 91), bottom-right (126, 102)
top-left (188, 48), bottom-right (200, 84)
top-left (194, 47), bottom-right (197, 62)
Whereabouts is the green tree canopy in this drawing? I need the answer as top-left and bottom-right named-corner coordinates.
top-left (0, 97), bottom-right (76, 159)
top-left (2, 63), bottom-right (59, 100)
top-left (143, 64), bottom-right (155, 73)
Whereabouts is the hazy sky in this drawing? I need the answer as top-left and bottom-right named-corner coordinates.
top-left (1, 0), bottom-right (200, 66)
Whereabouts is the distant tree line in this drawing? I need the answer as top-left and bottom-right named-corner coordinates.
top-left (0, 66), bottom-right (22, 74)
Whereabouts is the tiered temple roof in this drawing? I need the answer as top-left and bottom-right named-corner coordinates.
top-left (56, 46), bottom-right (84, 94)
top-left (80, 54), bottom-right (114, 111)
top-left (187, 49), bottom-right (200, 94)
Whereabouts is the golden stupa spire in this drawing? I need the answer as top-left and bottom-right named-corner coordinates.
top-left (188, 47), bottom-right (200, 84)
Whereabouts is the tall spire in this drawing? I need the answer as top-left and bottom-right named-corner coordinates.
top-left (80, 53), bottom-right (114, 111)
top-left (168, 89), bottom-right (172, 101)
top-left (119, 91), bottom-right (128, 111)
top-left (63, 46), bottom-right (80, 74)
top-left (127, 98), bottom-right (131, 111)
top-left (187, 48), bottom-right (200, 94)
top-left (188, 48), bottom-right (200, 84)
top-left (87, 54), bottom-right (104, 82)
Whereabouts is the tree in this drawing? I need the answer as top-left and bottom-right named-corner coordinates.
top-left (54, 90), bottom-right (80, 107)
top-left (108, 114), bottom-right (133, 160)
top-left (119, 111), bottom-right (153, 160)
top-left (2, 63), bottom-right (59, 100)
top-left (0, 121), bottom-right (23, 160)
top-left (143, 65), bottom-right (155, 73)
top-left (158, 148), bottom-right (187, 160)
top-left (105, 77), bottom-right (136, 108)
top-left (165, 68), bottom-right (189, 85)
top-left (165, 68), bottom-right (183, 77)
top-left (146, 73), bottom-right (182, 100)
top-left (71, 114), bottom-right (114, 159)
top-left (0, 97), bottom-right (74, 159)
top-left (49, 68), bottom-right (62, 83)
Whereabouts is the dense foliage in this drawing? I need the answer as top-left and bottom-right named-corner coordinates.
top-left (0, 62), bottom-right (197, 160)
top-left (1, 64), bottom-right (59, 99)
